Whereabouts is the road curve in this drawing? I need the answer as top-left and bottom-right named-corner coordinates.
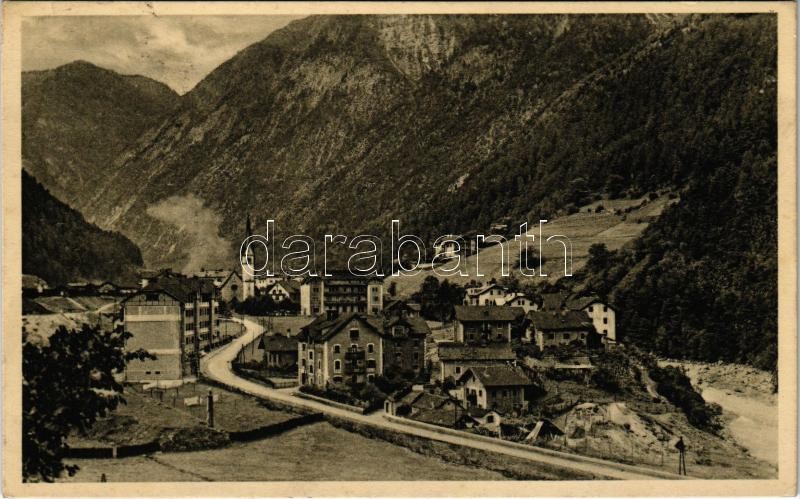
top-left (201, 318), bottom-right (685, 481)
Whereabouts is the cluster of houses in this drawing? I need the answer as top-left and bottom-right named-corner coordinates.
top-left (116, 221), bottom-right (617, 437)
top-left (462, 283), bottom-right (616, 348)
top-left (21, 274), bottom-right (139, 298)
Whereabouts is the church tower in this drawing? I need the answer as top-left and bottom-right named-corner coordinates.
top-left (240, 213), bottom-right (256, 300)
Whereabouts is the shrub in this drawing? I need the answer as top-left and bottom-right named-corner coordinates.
top-left (591, 366), bottom-right (621, 393)
top-left (649, 365), bottom-right (721, 430)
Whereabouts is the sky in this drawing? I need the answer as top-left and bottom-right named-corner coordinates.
top-left (22, 16), bottom-right (304, 94)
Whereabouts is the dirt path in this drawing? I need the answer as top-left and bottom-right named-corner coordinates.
top-left (660, 361), bottom-right (778, 467)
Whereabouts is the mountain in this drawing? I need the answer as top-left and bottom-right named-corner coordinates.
top-left (22, 60), bottom-right (179, 211)
top-left (21, 14), bottom-right (777, 369)
top-left (22, 170), bottom-right (143, 286)
top-left (80, 14), bottom-right (775, 275)
top-left (83, 14), bottom-right (663, 270)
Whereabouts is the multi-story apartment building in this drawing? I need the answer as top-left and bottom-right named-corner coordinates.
top-left (123, 274), bottom-right (220, 382)
top-left (381, 315), bottom-right (430, 375)
top-left (299, 272), bottom-right (384, 317)
top-left (297, 312), bottom-right (428, 386)
top-left (297, 313), bottom-right (385, 386)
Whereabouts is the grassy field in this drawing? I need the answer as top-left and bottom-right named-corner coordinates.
top-left (389, 194), bottom-right (678, 297)
top-left (62, 422), bottom-right (507, 482)
top-left (71, 381), bottom-right (296, 447)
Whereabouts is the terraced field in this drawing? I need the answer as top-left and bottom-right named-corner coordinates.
top-left (389, 195), bottom-right (678, 297)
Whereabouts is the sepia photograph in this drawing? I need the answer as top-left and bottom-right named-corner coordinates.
top-left (1, 1), bottom-right (796, 496)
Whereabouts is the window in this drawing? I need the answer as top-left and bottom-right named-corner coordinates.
top-left (333, 344), bottom-right (341, 354)
top-left (366, 359), bottom-right (376, 369)
top-left (603, 329), bottom-right (608, 335)
top-left (547, 333), bottom-right (555, 340)
top-left (317, 360), bottom-right (321, 369)
top-left (309, 365), bottom-right (314, 374)
top-left (309, 351), bottom-right (314, 360)
top-left (145, 371), bottom-right (152, 375)
top-left (155, 371), bottom-right (161, 375)
top-left (349, 328), bottom-right (359, 341)
top-left (333, 375), bottom-right (343, 383)
top-left (603, 317), bottom-right (608, 324)
top-left (145, 293), bottom-right (159, 302)
top-left (486, 415), bottom-right (495, 424)
top-left (367, 343), bottom-right (374, 354)
top-left (603, 306), bottom-right (608, 312)
top-left (301, 359), bottom-right (306, 367)
top-left (367, 374), bottom-right (375, 382)
top-left (478, 390), bottom-right (483, 397)
top-left (563, 333), bottom-right (571, 340)
top-left (334, 360), bottom-right (341, 372)
top-left (302, 343), bottom-right (306, 351)
top-left (588, 306), bottom-right (593, 312)
top-left (455, 366), bottom-right (462, 374)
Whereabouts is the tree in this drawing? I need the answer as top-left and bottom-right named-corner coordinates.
top-left (22, 324), bottom-right (153, 482)
top-left (585, 243), bottom-right (612, 274)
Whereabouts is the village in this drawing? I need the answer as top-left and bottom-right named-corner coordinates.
top-left (18, 209), bottom-right (777, 483)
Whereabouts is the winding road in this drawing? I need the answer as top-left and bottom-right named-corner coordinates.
top-left (200, 318), bottom-right (686, 481)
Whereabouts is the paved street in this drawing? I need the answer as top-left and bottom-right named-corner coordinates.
top-left (200, 317), bottom-right (685, 481)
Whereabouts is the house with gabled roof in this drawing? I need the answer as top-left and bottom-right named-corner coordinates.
top-left (463, 283), bottom-right (508, 306)
top-left (382, 315), bottom-right (430, 375)
top-left (383, 298), bottom-right (421, 319)
top-left (298, 313), bottom-right (386, 386)
top-left (526, 309), bottom-right (595, 350)
top-left (567, 294), bottom-right (617, 345)
top-left (453, 305), bottom-right (522, 344)
top-left (259, 333), bottom-right (299, 369)
top-left (458, 365), bottom-right (532, 414)
top-left (436, 342), bottom-right (516, 382)
top-left (267, 279), bottom-right (301, 304)
top-left (496, 292), bottom-right (538, 313)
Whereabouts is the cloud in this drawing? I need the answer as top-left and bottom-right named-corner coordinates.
top-left (22, 15), bottom-right (303, 94)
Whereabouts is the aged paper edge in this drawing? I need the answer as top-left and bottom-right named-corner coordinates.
top-left (1, 1), bottom-right (796, 497)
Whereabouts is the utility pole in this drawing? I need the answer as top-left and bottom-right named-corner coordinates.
top-left (207, 389), bottom-right (215, 428)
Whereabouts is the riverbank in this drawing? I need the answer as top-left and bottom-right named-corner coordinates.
top-left (660, 360), bottom-right (778, 469)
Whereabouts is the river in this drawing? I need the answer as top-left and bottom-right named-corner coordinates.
top-left (660, 361), bottom-right (778, 467)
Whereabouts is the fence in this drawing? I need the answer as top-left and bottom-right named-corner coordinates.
top-left (65, 439), bottom-right (159, 459)
top-left (228, 413), bottom-right (324, 442)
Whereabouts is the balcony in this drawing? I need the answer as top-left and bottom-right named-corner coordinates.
top-left (344, 347), bottom-right (366, 361)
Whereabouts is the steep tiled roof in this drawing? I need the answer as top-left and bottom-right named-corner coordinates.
top-left (566, 294), bottom-right (616, 312)
top-left (299, 313), bottom-right (384, 342)
top-left (437, 342), bottom-right (515, 361)
top-left (540, 291), bottom-right (568, 311)
top-left (528, 310), bottom-right (593, 331)
top-left (454, 305), bottom-right (521, 322)
top-left (385, 315), bottom-right (430, 337)
top-left (460, 365), bottom-right (532, 387)
top-left (139, 274), bottom-right (215, 303)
